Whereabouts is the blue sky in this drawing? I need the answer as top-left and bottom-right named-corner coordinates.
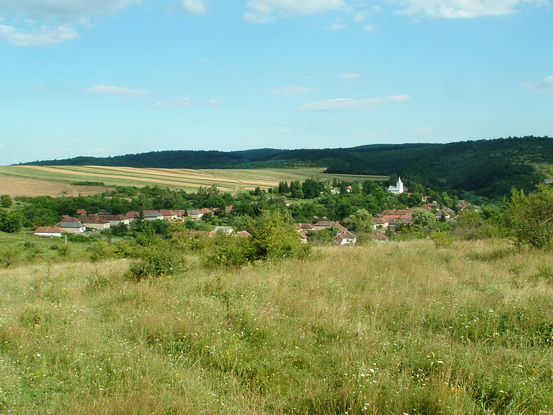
top-left (0, 0), bottom-right (552, 165)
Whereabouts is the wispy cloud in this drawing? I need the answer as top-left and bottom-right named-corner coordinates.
top-left (85, 85), bottom-right (150, 96)
top-left (0, 0), bottom-right (139, 46)
top-left (244, 0), bottom-right (345, 23)
top-left (300, 95), bottom-right (409, 110)
top-left (154, 98), bottom-right (193, 109)
top-left (0, 144), bottom-right (5, 149)
top-left (352, 10), bottom-right (370, 22)
top-left (329, 22), bottom-right (347, 30)
top-left (178, 0), bottom-right (209, 14)
top-left (271, 86), bottom-right (314, 96)
top-left (0, 0), bottom-right (139, 23)
top-left (524, 75), bottom-right (553, 92)
top-left (396, 0), bottom-right (545, 18)
top-left (0, 24), bottom-right (77, 46)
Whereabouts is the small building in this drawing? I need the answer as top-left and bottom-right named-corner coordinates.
top-left (81, 216), bottom-right (110, 230)
top-left (333, 231), bottom-right (358, 245)
top-left (387, 177), bottom-right (405, 195)
top-left (142, 211), bottom-right (165, 221)
top-left (213, 226), bottom-right (234, 235)
top-left (98, 214), bottom-right (130, 226)
top-left (372, 233), bottom-right (389, 242)
top-left (33, 226), bottom-right (63, 237)
top-left (59, 215), bottom-right (86, 233)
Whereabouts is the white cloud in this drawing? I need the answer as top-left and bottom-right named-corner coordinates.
top-left (396, 0), bottom-right (544, 18)
top-left (362, 24), bottom-right (376, 32)
top-left (0, 0), bottom-right (139, 23)
top-left (524, 75), bottom-right (553, 92)
top-left (329, 22), bottom-right (347, 30)
top-left (154, 98), bottom-right (193, 109)
top-left (0, 0), bottom-right (138, 46)
top-left (0, 143), bottom-right (5, 148)
top-left (353, 10), bottom-right (370, 22)
top-left (300, 95), bottom-right (409, 110)
top-left (206, 98), bottom-right (219, 106)
top-left (89, 147), bottom-right (111, 153)
top-left (85, 85), bottom-right (150, 96)
top-left (244, 0), bottom-right (345, 23)
top-left (271, 86), bottom-right (314, 96)
top-left (0, 23), bottom-right (77, 46)
top-left (178, 0), bottom-right (209, 14)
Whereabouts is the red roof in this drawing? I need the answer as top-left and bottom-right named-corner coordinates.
top-left (34, 226), bottom-right (63, 234)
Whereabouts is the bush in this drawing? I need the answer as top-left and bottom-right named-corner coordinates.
top-left (128, 246), bottom-right (185, 281)
top-left (430, 230), bottom-right (454, 248)
top-left (0, 244), bottom-right (22, 268)
top-left (245, 210), bottom-right (310, 261)
top-left (88, 241), bottom-right (113, 262)
top-left (507, 184), bottom-right (553, 249)
top-left (203, 233), bottom-right (254, 268)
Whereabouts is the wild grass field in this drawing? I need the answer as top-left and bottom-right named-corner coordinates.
top-left (0, 238), bottom-right (551, 414)
top-left (0, 166), bottom-right (388, 197)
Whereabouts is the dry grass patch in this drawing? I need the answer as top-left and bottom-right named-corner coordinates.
top-left (0, 240), bottom-right (551, 414)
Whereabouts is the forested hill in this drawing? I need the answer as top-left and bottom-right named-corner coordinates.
top-left (21, 136), bottom-right (552, 199)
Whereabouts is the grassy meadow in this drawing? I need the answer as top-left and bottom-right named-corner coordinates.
top-left (0, 165), bottom-right (387, 197)
top-left (0, 238), bottom-right (552, 414)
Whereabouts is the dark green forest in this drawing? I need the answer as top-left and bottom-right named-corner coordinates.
top-left (21, 136), bottom-right (552, 199)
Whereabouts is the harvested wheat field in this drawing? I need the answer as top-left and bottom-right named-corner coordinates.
top-left (0, 174), bottom-right (110, 197)
top-left (0, 165), bottom-right (386, 197)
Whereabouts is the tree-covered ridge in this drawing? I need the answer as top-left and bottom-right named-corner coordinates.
top-left (21, 136), bottom-right (552, 199)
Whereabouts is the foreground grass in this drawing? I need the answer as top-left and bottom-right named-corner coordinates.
top-left (0, 240), bottom-right (552, 414)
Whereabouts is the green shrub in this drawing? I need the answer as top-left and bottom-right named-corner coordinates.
top-left (0, 244), bottom-right (22, 268)
top-left (203, 233), bottom-right (254, 268)
top-left (507, 184), bottom-right (553, 249)
top-left (128, 247), bottom-right (185, 281)
top-left (88, 241), bottom-right (113, 262)
top-left (430, 230), bottom-right (454, 248)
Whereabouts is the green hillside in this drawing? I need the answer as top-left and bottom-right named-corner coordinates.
top-left (21, 136), bottom-right (553, 199)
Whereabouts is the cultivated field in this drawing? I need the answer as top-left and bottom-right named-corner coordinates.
top-left (0, 165), bottom-right (387, 197)
top-left (0, 238), bottom-right (551, 414)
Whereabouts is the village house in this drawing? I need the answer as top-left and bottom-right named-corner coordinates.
top-left (125, 211), bottom-right (141, 222)
top-left (313, 220), bottom-right (348, 233)
top-left (333, 231), bottom-right (358, 245)
top-left (97, 214), bottom-right (130, 226)
top-left (372, 233), bottom-right (389, 242)
top-left (376, 209), bottom-right (414, 227)
top-left (32, 226), bottom-right (64, 238)
top-left (142, 211), bottom-right (165, 221)
top-left (59, 215), bottom-right (86, 233)
top-left (81, 216), bottom-right (110, 230)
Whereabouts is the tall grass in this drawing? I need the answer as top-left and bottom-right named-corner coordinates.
top-left (0, 239), bottom-right (551, 414)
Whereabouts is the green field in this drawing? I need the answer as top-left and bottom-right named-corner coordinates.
top-left (0, 238), bottom-right (551, 414)
top-left (0, 165), bottom-right (388, 197)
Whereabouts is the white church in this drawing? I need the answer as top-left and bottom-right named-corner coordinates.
top-left (387, 177), bottom-right (405, 195)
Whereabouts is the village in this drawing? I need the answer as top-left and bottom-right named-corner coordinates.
top-left (28, 177), bottom-right (472, 245)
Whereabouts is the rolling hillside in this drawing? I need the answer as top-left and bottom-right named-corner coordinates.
top-left (20, 136), bottom-right (553, 198)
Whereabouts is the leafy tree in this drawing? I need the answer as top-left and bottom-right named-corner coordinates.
top-left (278, 181), bottom-right (289, 194)
top-left (507, 184), bottom-right (553, 249)
top-left (412, 208), bottom-right (437, 232)
top-left (349, 209), bottom-right (373, 233)
top-left (302, 178), bottom-right (325, 199)
top-left (289, 181), bottom-right (303, 199)
top-left (245, 210), bottom-right (310, 261)
top-left (0, 194), bottom-right (12, 208)
top-left (1, 211), bottom-right (24, 233)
